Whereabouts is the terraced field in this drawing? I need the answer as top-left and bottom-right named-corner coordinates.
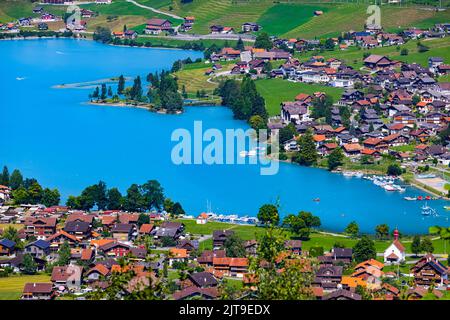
top-left (283, 4), bottom-right (450, 39)
top-left (2, 0), bottom-right (449, 39)
top-left (158, 0), bottom-right (274, 34)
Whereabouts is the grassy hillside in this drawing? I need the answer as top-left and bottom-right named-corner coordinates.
top-left (1, 0), bottom-right (449, 38)
top-left (283, 4), bottom-right (450, 39)
top-left (149, 0), bottom-right (450, 37)
top-left (295, 36), bottom-right (450, 69)
top-left (0, 0), bottom-right (67, 22)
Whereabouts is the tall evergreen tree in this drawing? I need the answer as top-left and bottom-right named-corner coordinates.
top-left (117, 75), bottom-right (125, 94)
top-left (9, 169), bottom-right (23, 190)
top-left (294, 130), bottom-right (318, 166)
top-left (107, 187), bottom-right (123, 210)
top-left (0, 166), bottom-right (9, 186)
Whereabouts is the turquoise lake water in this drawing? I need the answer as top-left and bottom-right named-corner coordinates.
top-left (0, 39), bottom-right (448, 234)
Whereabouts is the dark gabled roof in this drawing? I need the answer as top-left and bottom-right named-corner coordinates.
top-left (212, 230), bottom-right (234, 241)
top-left (316, 265), bottom-right (343, 277)
top-left (26, 239), bottom-right (50, 250)
top-left (0, 238), bottom-right (16, 249)
top-left (155, 227), bottom-right (178, 238)
top-left (64, 220), bottom-right (90, 233)
top-left (130, 247), bottom-right (147, 258)
top-left (323, 289), bottom-right (361, 300)
top-left (332, 247), bottom-right (352, 258)
top-left (284, 240), bottom-right (302, 249)
top-left (188, 272), bottom-right (218, 288)
top-left (173, 286), bottom-right (218, 300)
top-left (160, 221), bottom-right (183, 230)
top-left (111, 223), bottom-right (133, 233)
top-left (23, 282), bottom-right (53, 294)
top-left (96, 258), bottom-right (119, 269)
top-left (99, 241), bottom-right (130, 252)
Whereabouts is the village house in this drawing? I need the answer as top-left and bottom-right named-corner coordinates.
top-left (24, 217), bottom-right (57, 239)
top-left (284, 240), bottom-right (302, 255)
top-left (21, 283), bottom-right (54, 300)
top-left (51, 265), bottom-right (83, 289)
top-left (212, 230), bottom-right (234, 249)
top-left (411, 254), bottom-right (448, 287)
top-left (363, 55), bottom-right (394, 70)
top-left (46, 230), bottom-right (81, 251)
top-left (85, 263), bottom-right (111, 283)
top-left (0, 239), bottom-right (15, 256)
top-left (98, 241), bottom-right (131, 258)
top-left (24, 239), bottom-right (50, 258)
top-left (281, 101), bottom-right (310, 123)
top-left (242, 22), bottom-right (260, 33)
top-left (323, 289), bottom-right (361, 300)
top-left (111, 223), bottom-right (135, 242)
top-left (64, 220), bottom-right (92, 240)
top-left (212, 257), bottom-right (249, 278)
top-left (197, 249), bottom-right (226, 266)
top-left (144, 18), bottom-right (172, 35)
top-left (313, 266), bottom-right (343, 291)
top-left (168, 248), bottom-right (189, 267)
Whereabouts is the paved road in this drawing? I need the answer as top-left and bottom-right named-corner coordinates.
top-left (125, 0), bottom-right (183, 20)
top-left (140, 33), bottom-right (256, 42)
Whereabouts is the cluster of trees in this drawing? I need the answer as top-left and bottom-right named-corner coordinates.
top-left (65, 179), bottom-right (185, 215)
top-left (254, 32), bottom-right (272, 50)
top-left (292, 130), bottom-right (318, 166)
top-left (282, 211), bottom-right (321, 239)
top-left (93, 26), bottom-right (112, 44)
top-left (147, 70), bottom-right (184, 113)
top-left (252, 228), bottom-right (316, 300)
top-left (1, 166), bottom-right (60, 207)
top-left (217, 76), bottom-right (268, 123)
top-left (90, 83), bottom-right (114, 102)
top-left (0, 30), bottom-right (74, 39)
top-left (310, 95), bottom-right (334, 124)
top-left (256, 204), bottom-right (321, 239)
top-left (411, 235), bottom-right (435, 256)
top-left (66, 180), bottom-right (164, 212)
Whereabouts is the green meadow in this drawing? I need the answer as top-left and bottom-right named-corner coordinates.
top-left (255, 78), bottom-right (344, 116)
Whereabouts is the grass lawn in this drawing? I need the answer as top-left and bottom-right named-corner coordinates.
top-left (391, 143), bottom-right (417, 153)
top-left (176, 218), bottom-right (450, 254)
top-left (254, 78), bottom-right (344, 116)
top-left (174, 60), bottom-right (236, 94)
top-left (0, 274), bottom-right (51, 300)
top-left (256, 4), bottom-right (328, 36)
top-left (0, 223), bottom-right (23, 230)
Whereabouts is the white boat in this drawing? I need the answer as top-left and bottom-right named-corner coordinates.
top-left (394, 185), bottom-right (406, 192)
top-left (247, 150), bottom-right (257, 157)
top-left (421, 203), bottom-right (437, 216)
top-left (384, 184), bottom-right (396, 191)
top-left (404, 196), bottom-right (416, 201)
top-left (239, 151), bottom-right (248, 157)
